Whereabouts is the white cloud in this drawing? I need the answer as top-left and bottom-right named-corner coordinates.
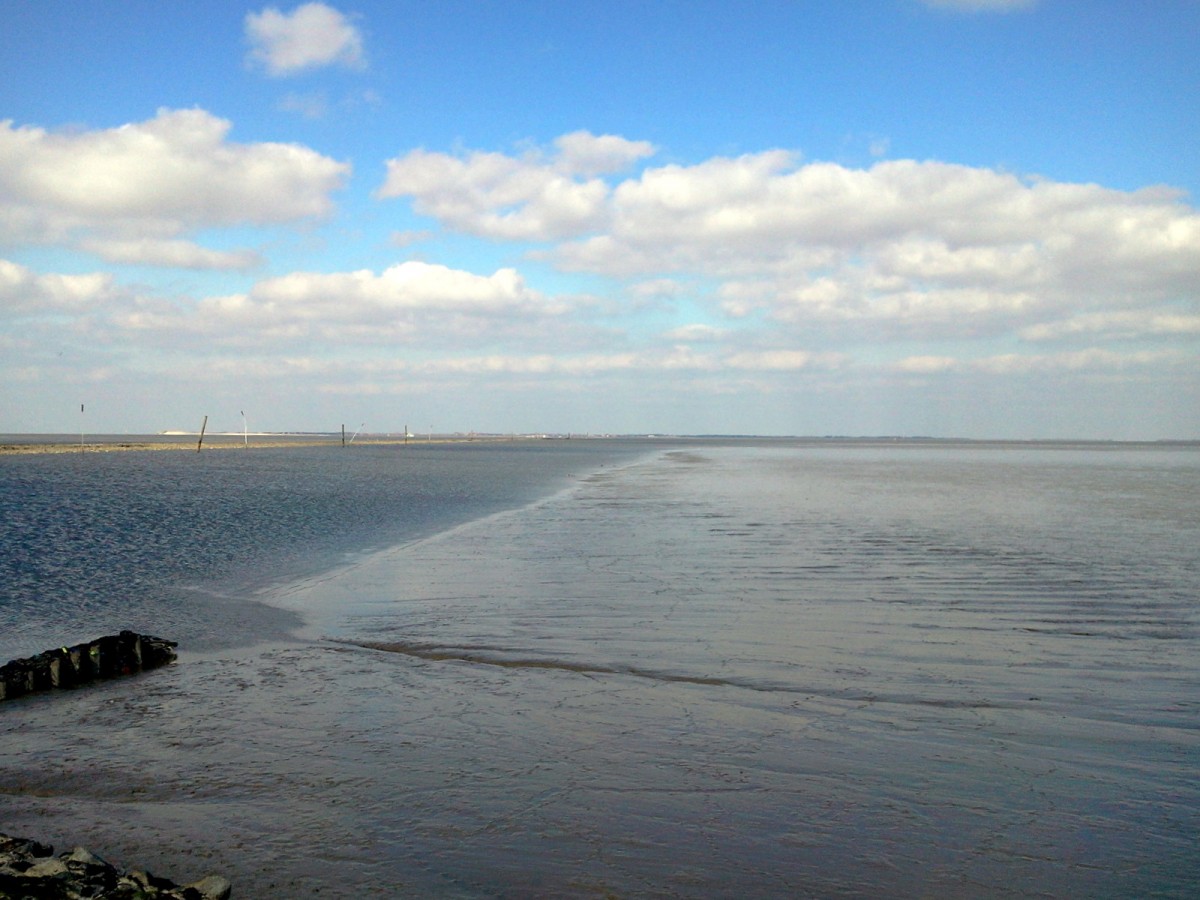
top-left (244, 262), bottom-right (555, 315)
top-left (377, 133), bottom-right (655, 240)
top-left (557, 154), bottom-right (1198, 343)
top-left (0, 259), bottom-right (120, 315)
top-left (972, 348), bottom-right (1187, 375)
top-left (1019, 310), bottom-right (1200, 342)
top-left (629, 278), bottom-right (686, 299)
top-left (116, 261), bottom-right (574, 348)
top-left (377, 149), bottom-right (606, 240)
top-left (376, 133), bottom-right (1200, 377)
top-left (894, 347), bottom-right (1188, 376)
top-left (724, 349), bottom-right (835, 371)
top-left (8, 116), bottom-right (1197, 438)
top-left (381, 133), bottom-right (1200, 370)
top-left (374, 347), bottom-right (843, 377)
top-left (598, 157), bottom-right (1142, 261)
top-left (662, 323), bottom-right (727, 342)
top-left (78, 238), bottom-right (261, 271)
top-left (895, 355), bottom-right (959, 374)
top-left (245, 2), bottom-right (365, 76)
top-left (0, 108), bottom-right (348, 267)
top-left (552, 131), bottom-right (656, 176)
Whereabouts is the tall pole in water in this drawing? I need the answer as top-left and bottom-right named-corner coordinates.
top-left (241, 410), bottom-right (247, 447)
top-left (197, 415), bottom-right (208, 452)
top-left (79, 403), bottom-right (84, 452)
top-left (342, 424), bottom-right (345, 447)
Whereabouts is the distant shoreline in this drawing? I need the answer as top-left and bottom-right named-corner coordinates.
top-left (0, 435), bottom-right (531, 455)
top-left (2, 434), bottom-right (1196, 456)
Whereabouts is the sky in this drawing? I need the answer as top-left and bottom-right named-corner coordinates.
top-left (1, 0), bottom-right (1198, 439)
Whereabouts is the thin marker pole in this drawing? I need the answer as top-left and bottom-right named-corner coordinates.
top-left (79, 403), bottom-right (84, 452)
top-left (197, 415), bottom-right (208, 452)
top-left (241, 410), bottom-right (248, 447)
top-left (342, 424), bottom-right (346, 447)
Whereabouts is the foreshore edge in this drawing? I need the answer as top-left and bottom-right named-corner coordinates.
top-left (0, 436), bottom-right (551, 455)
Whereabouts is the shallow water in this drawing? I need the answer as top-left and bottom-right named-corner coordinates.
top-left (0, 439), bottom-right (653, 659)
top-left (3, 442), bottom-right (1199, 897)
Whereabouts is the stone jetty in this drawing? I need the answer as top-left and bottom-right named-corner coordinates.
top-left (0, 631), bottom-right (177, 702)
top-left (0, 833), bottom-right (231, 899)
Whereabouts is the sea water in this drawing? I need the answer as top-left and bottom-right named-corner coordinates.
top-left (0, 438), bottom-right (653, 661)
top-left (2, 440), bottom-right (1198, 898)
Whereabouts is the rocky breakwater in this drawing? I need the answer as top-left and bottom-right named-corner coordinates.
top-left (0, 833), bottom-right (231, 899)
top-left (0, 631), bottom-right (177, 702)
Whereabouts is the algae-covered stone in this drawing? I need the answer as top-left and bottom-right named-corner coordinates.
top-left (185, 874), bottom-right (234, 899)
top-left (0, 832), bottom-right (231, 899)
top-left (1, 631), bottom-right (179, 702)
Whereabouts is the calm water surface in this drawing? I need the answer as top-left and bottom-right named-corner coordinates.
top-left (2, 441), bottom-right (1198, 898)
top-left (0, 438), bottom-right (652, 660)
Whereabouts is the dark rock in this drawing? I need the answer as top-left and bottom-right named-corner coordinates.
top-left (0, 834), bottom-right (54, 864)
top-left (0, 832), bottom-right (230, 899)
top-left (182, 875), bottom-right (233, 899)
top-left (0, 632), bottom-right (177, 702)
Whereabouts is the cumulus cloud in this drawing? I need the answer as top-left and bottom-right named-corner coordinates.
top-left (380, 347), bottom-right (843, 377)
top-left (9, 118), bottom-right (1196, 436)
top-left (1019, 310), bottom-right (1200, 342)
top-left (0, 258), bottom-right (153, 373)
top-left (724, 349), bottom-right (836, 371)
top-left (245, 2), bottom-right (365, 76)
top-left (78, 238), bottom-right (261, 271)
top-left (629, 278), bottom-right (686, 299)
top-left (897, 348), bottom-right (1189, 376)
top-left (894, 355), bottom-right (959, 374)
top-left (0, 259), bottom-right (121, 315)
top-left (242, 261), bottom-right (556, 315)
top-left (559, 154), bottom-right (1199, 343)
top-left (553, 131), bottom-right (657, 176)
top-left (0, 108), bottom-right (348, 267)
top-left (378, 148), bottom-right (609, 240)
top-left (584, 156), bottom-right (1194, 270)
top-left (116, 261), bottom-right (574, 348)
top-left (377, 132), bottom-right (656, 240)
top-left (380, 132), bottom-right (1200, 370)
top-left (662, 323), bottom-right (727, 342)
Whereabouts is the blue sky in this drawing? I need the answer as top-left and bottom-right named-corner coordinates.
top-left (2, 0), bottom-right (1198, 438)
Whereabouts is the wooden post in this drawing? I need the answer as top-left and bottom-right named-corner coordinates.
top-left (197, 415), bottom-right (208, 452)
top-left (342, 424), bottom-right (346, 447)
